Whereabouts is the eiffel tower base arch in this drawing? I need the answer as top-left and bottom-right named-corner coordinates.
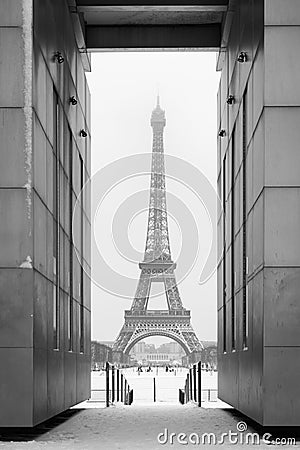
top-left (113, 309), bottom-right (203, 361)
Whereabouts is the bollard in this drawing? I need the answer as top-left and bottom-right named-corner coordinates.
top-left (117, 369), bottom-right (120, 402)
top-left (153, 377), bottom-right (156, 402)
top-left (106, 362), bottom-right (110, 407)
top-left (197, 361), bottom-right (202, 407)
top-left (120, 373), bottom-right (124, 402)
top-left (179, 389), bottom-right (184, 404)
top-left (128, 388), bottom-right (133, 405)
top-left (124, 379), bottom-right (127, 404)
top-left (193, 364), bottom-right (197, 402)
top-left (112, 365), bottom-right (115, 403)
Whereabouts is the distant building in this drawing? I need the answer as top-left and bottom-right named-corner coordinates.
top-left (158, 342), bottom-right (184, 354)
top-left (135, 342), bottom-right (146, 353)
top-left (130, 340), bottom-right (185, 365)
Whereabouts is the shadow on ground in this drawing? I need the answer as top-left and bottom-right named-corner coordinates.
top-left (0, 409), bottom-right (83, 442)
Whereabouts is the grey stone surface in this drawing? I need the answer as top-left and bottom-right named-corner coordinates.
top-left (217, 0), bottom-right (300, 426)
top-left (0, 0), bottom-right (91, 427)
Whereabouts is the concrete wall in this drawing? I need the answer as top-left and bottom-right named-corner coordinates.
top-left (218, 0), bottom-right (300, 426)
top-left (0, 0), bottom-right (91, 426)
top-left (263, 0), bottom-right (300, 426)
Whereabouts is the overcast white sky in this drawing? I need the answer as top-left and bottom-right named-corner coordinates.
top-left (86, 51), bottom-right (220, 344)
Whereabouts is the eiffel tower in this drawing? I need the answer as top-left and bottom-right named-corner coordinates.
top-left (113, 96), bottom-right (203, 362)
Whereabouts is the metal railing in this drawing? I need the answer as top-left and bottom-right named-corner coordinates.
top-left (106, 362), bottom-right (133, 406)
top-left (125, 309), bottom-right (190, 316)
top-left (89, 363), bottom-right (133, 407)
top-left (201, 388), bottom-right (218, 402)
top-left (179, 361), bottom-right (218, 406)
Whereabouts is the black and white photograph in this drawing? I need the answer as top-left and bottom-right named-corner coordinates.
top-left (0, 0), bottom-right (300, 448)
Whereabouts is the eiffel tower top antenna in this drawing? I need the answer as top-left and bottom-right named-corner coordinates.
top-left (146, 94), bottom-right (169, 262)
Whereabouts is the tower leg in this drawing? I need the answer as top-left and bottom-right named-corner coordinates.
top-left (112, 351), bottom-right (125, 365)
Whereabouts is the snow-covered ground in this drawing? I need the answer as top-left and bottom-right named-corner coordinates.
top-left (0, 370), bottom-right (298, 449)
top-left (123, 367), bottom-right (219, 404)
top-left (88, 367), bottom-right (221, 406)
top-left (2, 403), bottom-right (298, 449)
top-left (123, 367), bottom-right (188, 403)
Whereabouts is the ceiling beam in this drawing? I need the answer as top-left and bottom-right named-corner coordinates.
top-left (86, 24), bottom-right (221, 50)
top-left (77, 0), bottom-right (228, 7)
top-left (78, 5), bottom-right (227, 11)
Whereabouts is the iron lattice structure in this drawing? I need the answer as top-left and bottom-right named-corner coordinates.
top-left (113, 97), bottom-right (203, 357)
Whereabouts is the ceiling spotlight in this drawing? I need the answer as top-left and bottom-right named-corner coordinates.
top-left (218, 129), bottom-right (226, 137)
top-left (79, 129), bottom-right (87, 138)
top-left (70, 96), bottom-right (77, 106)
top-left (54, 51), bottom-right (64, 64)
top-left (237, 52), bottom-right (247, 63)
top-left (227, 95), bottom-right (235, 105)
